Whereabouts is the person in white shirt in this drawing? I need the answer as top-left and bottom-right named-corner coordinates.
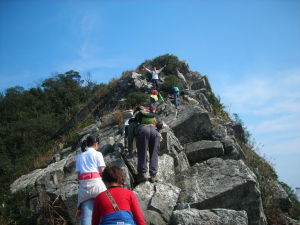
top-left (75, 135), bottom-right (107, 225)
top-left (143, 65), bottom-right (166, 90)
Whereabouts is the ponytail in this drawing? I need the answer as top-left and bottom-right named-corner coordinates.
top-left (81, 140), bottom-right (87, 152)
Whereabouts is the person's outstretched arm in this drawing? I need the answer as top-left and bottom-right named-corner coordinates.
top-left (157, 65), bottom-right (166, 73)
top-left (143, 66), bottom-right (152, 73)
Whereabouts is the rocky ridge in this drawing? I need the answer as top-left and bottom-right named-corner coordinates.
top-left (10, 59), bottom-right (294, 225)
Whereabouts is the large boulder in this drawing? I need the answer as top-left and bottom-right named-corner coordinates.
top-left (104, 151), bottom-right (132, 189)
top-left (176, 158), bottom-right (267, 225)
top-left (55, 174), bottom-right (79, 225)
top-left (134, 182), bottom-right (180, 224)
top-left (160, 130), bottom-right (190, 173)
top-left (170, 208), bottom-right (248, 225)
top-left (149, 183), bottom-right (181, 222)
top-left (143, 210), bottom-right (167, 225)
top-left (226, 122), bottom-right (247, 144)
top-left (191, 76), bottom-right (210, 90)
top-left (185, 140), bottom-right (224, 165)
top-left (185, 89), bottom-right (213, 113)
top-left (10, 168), bottom-right (44, 193)
top-left (156, 154), bottom-right (175, 184)
top-left (134, 182), bottom-right (155, 212)
top-left (271, 180), bottom-right (292, 212)
top-left (171, 111), bottom-right (213, 144)
top-left (124, 152), bottom-right (175, 184)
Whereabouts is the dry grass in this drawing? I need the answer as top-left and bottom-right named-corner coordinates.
top-left (33, 144), bottom-right (58, 169)
top-left (113, 110), bottom-right (124, 125)
top-left (120, 70), bottom-right (133, 80)
top-left (41, 195), bottom-right (68, 225)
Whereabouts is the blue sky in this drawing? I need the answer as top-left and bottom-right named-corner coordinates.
top-left (0, 0), bottom-right (299, 189)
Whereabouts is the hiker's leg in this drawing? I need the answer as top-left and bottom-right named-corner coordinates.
top-left (152, 79), bottom-right (158, 90)
top-left (155, 79), bottom-right (159, 90)
top-left (136, 126), bottom-right (150, 175)
top-left (81, 199), bottom-right (94, 225)
top-left (148, 126), bottom-right (160, 177)
top-left (176, 92), bottom-right (180, 107)
top-left (173, 92), bottom-right (179, 108)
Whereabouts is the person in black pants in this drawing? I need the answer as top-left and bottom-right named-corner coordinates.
top-left (136, 125), bottom-right (161, 183)
top-left (134, 110), bottom-right (163, 184)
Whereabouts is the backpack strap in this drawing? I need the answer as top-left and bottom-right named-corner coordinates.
top-left (105, 190), bottom-right (120, 212)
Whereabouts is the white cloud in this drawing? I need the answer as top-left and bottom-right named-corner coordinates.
top-left (216, 68), bottom-right (300, 189)
top-left (248, 114), bottom-right (300, 134)
top-left (220, 68), bottom-right (300, 116)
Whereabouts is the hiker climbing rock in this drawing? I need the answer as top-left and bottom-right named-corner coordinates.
top-left (92, 166), bottom-right (146, 225)
top-left (133, 108), bottom-right (164, 184)
top-left (143, 65), bottom-right (166, 90)
top-left (120, 109), bottom-right (134, 150)
top-left (126, 106), bottom-right (148, 155)
top-left (149, 90), bottom-right (159, 113)
top-left (171, 86), bottom-right (180, 109)
top-left (75, 135), bottom-right (107, 225)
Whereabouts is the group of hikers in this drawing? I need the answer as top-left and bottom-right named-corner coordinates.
top-left (76, 136), bottom-right (145, 225)
top-left (75, 65), bottom-right (182, 225)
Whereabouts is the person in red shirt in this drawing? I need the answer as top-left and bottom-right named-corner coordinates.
top-left (92, 166), bottom-right (146, 225)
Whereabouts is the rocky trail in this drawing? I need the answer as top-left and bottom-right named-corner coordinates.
top-left (10, 60), bottom-right (295, 225)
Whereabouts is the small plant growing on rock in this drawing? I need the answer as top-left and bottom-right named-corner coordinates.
top-left (160, 75), bottom-right (183, 93)
top-left (209, 93), bottom-right (230, 120)
top-left (124, 92), bottom-right (149, 108)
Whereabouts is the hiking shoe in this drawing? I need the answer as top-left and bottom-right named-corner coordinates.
top-left (149, 176), bottom-right (159, 183)
top-left (136, 174), bottom-right (148, 184)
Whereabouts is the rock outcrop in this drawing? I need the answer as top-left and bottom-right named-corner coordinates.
top-left (10, 57), bottom-right (292, 225)
top-left (170, 208), bottom-right (248, 225)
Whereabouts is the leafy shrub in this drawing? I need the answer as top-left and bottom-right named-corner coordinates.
top-left (0, 188), bottom-right (38, 225)
top-left (124, 92), bottom-right (149, 108)
top-left (208, 93), bottom-right (230, 120)
top-left (137, 54), bottom-right (189, 76)
top-left (160, 75), bottom-right (183, 93)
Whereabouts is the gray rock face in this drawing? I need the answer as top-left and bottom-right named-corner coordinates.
top-left (77, 124), bottom-right (99, 136)
top-left (226, 122), bottom-right (246, 144)
top-left (186, 90), bottom-right (213, 113)
top-left (172, 112), bottom-right (213, 144)
top-left (143, 210), bottom-right (167, 225)
top-left (156, 154), bottom-right (176, 184)
top-left (170, 208), bottom-right (248, 225)
top-left (176, 158), bottom-right (266, 225)
top-left (185, 140), bottom-right (224, 165)
top-left (125, 152), bottom-right (175, 184)
top-left (10, 168), bottom-right (44, 193)
top-left (134, 182), bottom-right (180, 224)
top-left (191, 76), bottom-right (210, 90)
top-left (150, 183), bottom-right (181, 221)
top-left (221, 136), bottom-right (245, 160)
top-left (55, 174), bottom-right (79, 225)
top-left (182, 95), bottom-right (199, 105)
top-left (271, 180), bottom-right (292, 212)
top-left (134, 182), bottom-right (155, 212)
top-left (160, 130), bottom-right (190, 173)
